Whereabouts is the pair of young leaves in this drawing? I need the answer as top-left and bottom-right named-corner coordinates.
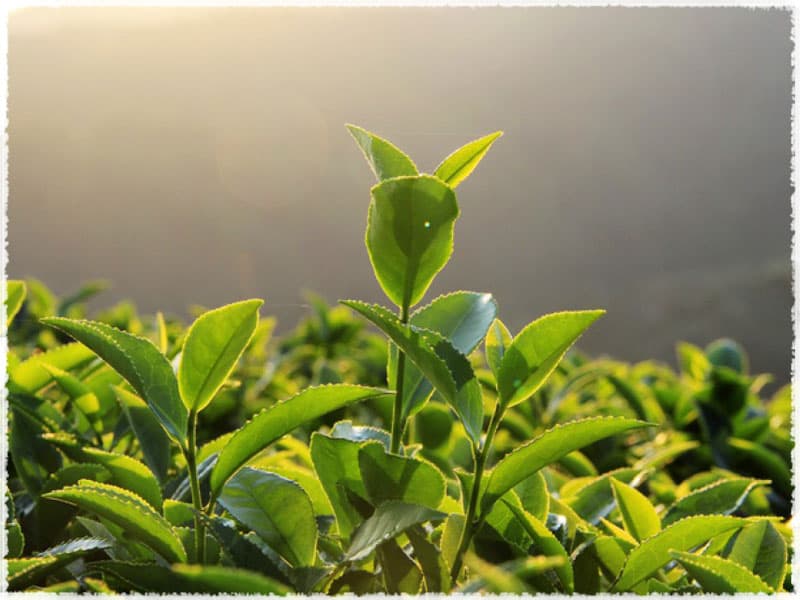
top-left (42, 299), bottom-right (263, 448)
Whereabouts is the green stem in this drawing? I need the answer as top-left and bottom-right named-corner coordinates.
top-left (184, 409), bottom-right (206, 564)
top-left (390, 305), bottom-right (410, 454)
top-left (449, 402), bottom-right (504, 583)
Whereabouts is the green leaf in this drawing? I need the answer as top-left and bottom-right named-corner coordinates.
top-left (503, 501), bottom-right (574, 593)
top-left (114, 386), bottom-right (171, 484)
top-left (485, 318), bottom-right (512, 380)
top-left (727, 437), bottom-right (791, 495)
top-left (310, 433), bottom-right (368, 539)
top-left (433, 131), bottom-right (502, 188)
top-left (211, 384), bottom-right (391, 498)
top-left (346, 123), bottom-right (418, 181)
top-left (483, 417), bottom-right (649, 511)
top-left (406, 526), bottom-right (450, 593)
top-left (6, 280), bottom-right (26, 326)
top-left (8, 537), bottom-right (111, 591)
top-left (218, 468), bottom-right (317, 567)
top-left (610, 478), bottom-right (660, 542)
top-left (514, 470), bottom-right (550, 522)
top-left (358, 442), bottom-right (445, 509)
top-left (725, 520), bottom-right (787, 590)
top-left (343, 301), bottom-right (482, 442)
top-left (178, 299), bottom-right (263, 412)
top-left (9, 402), bottom-right (63, 495)
top-left (10, 342), bottom-right (96, 394)
top-left (389, 291), bottom-right (497, 421)
top-left (42, 480), bottom-right (187, 563)
top-left (40, 317), bottom-right (187, 444)
top-left (663, 477), bottom-right (765, 526)
top-left (7, 520), bottom-right (24, 558)
top-left (345, 501), bottom-right (446, 561)
top-left (378, 539), bottom-right (424, 593)
top-left (497, 310), bottom-right (605, 407)
top-left (44, 435), bottom-right (163, 510)
top-left (90, 561), bottom-right (290, 594)
top-left (366, 175), bottom-right (459, 309)
top-left (565, 468), bottom-right (640, 524)
top-left (612, 515), bottom-right (748, 591)
top-left (671, 551), bottom-right (773, 593)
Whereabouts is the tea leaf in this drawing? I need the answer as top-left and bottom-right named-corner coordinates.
top-left (484, 417), bottom-right (649, 510)
top-left (358, 441), bottom-right (446, 509)
top-left (434, 131), bottom-right (502, 188)
top-left (43, 480), bottom-right (187, 563)
top-left (610, 478), bottom-right (660, 542)
top-left (114, 386), bottom-right (172, 484)
top-left (178, 299), bottom-right (263, 412)
top-left (663, 477), bottom-right (765, 526)
top-left (7, 280), bottom-right (26, 326)
top-left (41, 318), bottom-right (187, 444)
top-left (346, 501), bottom-right (446, 561)
top-left (725, 520), bottom-right (787, 590)
top-left (343, 301), bottom-right (482, 442)
top-left (366, 175), bottom-right (458, 309)
top-left (389, 291), bottom-right (497, 421)
top-left (10, 342), bottom-right (96, 394)
top-left (346, 124), bottom-right (418, 181)
top-left (211, 384), bottom-right (392, 498)
top-left (503, 501), bottom-right (574, 592)
top-left (497, 310), bottom-right (605, 407)
top-left (612, 515), bottom-right (748, 591)
top-left (219, 468), bottom-right (317, 567)
top-left (485, 318), bottom-right (512, 379)
top-left (671, 551), bottom-right (773, 593)
top-left (90, 561), bottom-right (290, 594)
top-left (8, 537), bottom-right (111, 591)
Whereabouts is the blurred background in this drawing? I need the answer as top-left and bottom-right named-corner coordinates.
top-left (8, 7), bottom-right (792, 382)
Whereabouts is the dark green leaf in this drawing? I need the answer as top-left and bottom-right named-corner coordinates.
top-left (218, 468), bottom-right (317, 567)
top-left (671, 551), bottom-right (772, 593)
top-left (114, 386), bottom-right (171, 484)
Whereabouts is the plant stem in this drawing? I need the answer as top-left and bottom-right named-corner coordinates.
top-left (390, 305), bottom-right (410, 454)
top-left (449, 402), bottom-right (504, 583)
top-left (184, 409), bottom-right (206, 564)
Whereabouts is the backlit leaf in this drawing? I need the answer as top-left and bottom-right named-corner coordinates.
top-left (346, 124), bottom-right (418, 181)
top-left (433, 131), bottom-right (502, 188)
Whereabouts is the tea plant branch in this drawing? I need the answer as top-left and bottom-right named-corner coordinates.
top-left (449, 401), bottom-right (504, 582)
top-left (183, 409), bottom-right (206, 564)
top-left (390, 305), bottom-right (410, 454)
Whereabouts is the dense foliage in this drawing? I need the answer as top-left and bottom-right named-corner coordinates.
top-left (4, 126), bottom-right (792, 594)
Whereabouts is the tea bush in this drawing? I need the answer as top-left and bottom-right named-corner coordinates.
top-left (4, 126), bottom-right (792, 594)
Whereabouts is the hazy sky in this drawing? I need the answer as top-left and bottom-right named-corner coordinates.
top-left (8, 7), bottom-right (792, 380)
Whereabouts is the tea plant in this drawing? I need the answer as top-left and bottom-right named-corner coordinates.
top-left (3, 125), bottom-right (792, 594)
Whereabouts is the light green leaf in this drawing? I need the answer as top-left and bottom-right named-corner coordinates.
top-left (346, 123), bottom-right (418, 181)
top-left (663, 477), bottom-right (765, 526)
top-left (610, 478), bottom-right (660, 542)
top-left (43, 480), bottom-right (187, 563)
top-left (40, 317), bottom-right (187, 444)
top-left (218, 468), bottom-right (317, 567)
top-left (389, 291), bottom-right (497, 421)
top-left (343, 301), bottom-right (482, 442)
top-left (211, 384), bottom-right (392, 498)
top-left (483, 417), bottom-right (649, 511)
top-left (497, 310), bottom-right (605, 407)
top-left (485, 318), bottom-right (512, 380)
top-left (565, 468), bottom-right (640, 524)
top-left (514, 470), bottom-right (550, 522)
top-left (178, 299), bottom-right (263, 412)
top-left (346, 501), bottom-right (446, 561)
top-left (90, 561), bottom-right (290, 594)
top-left (612, 515), bottom-right (748, 591)
top-left (7, 280), bottom-right (26, 326)
top-left (725, 520), bottom-right (787, 590)
top-left (433, 131), bottom-right (502, 188)
top-left (671, 551), bottom-right (773, 593)
top-left (10, 342), bottom-right (96, 394)
top-left (503, 501), bottom-right (574, 593)
top-left (366, 175), bottom-right (458, 309)
top-left (358, 442), bottom-right (445, 509)
top-left (114, 386), bottom-right (172, 484)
